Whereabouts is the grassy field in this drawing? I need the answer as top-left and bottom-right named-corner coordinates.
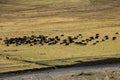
top-left (0, 0), bottom-right (120, 73)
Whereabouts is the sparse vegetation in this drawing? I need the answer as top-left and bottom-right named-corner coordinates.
top-left (0, 0), bottom-right (120, 73)
top-left (58, 69), bottom-right (120, 80)
top-left (72, 72), bottom-right (94, 77)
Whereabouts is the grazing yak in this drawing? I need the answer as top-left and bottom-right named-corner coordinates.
top-left (3, 32), bottom-right (119, 46)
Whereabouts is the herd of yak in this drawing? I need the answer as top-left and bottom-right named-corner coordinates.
top-left (1, 32), bottom-right (119, 46)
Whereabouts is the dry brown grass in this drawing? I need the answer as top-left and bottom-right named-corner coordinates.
top-left (0, 0), bottom-right (120, 73)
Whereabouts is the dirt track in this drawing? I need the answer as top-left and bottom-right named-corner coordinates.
top-left (0, 63), bottom-right (120, 80)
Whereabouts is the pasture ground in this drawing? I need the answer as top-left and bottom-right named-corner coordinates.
top-left (0, 0), bottom-right (120, 73)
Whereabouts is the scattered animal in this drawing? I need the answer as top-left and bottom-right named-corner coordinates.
top-left (3, 33), bottom-right (119, 46)
top-left (112, 37), bottom-right (117, 40)
top-left (0, 38), bottom-right (2, 40)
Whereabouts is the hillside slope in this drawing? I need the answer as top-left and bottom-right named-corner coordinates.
top-left (0, 0), bottom-right (120, 19)
top-left (0, 0), bottom-right (120, 73)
